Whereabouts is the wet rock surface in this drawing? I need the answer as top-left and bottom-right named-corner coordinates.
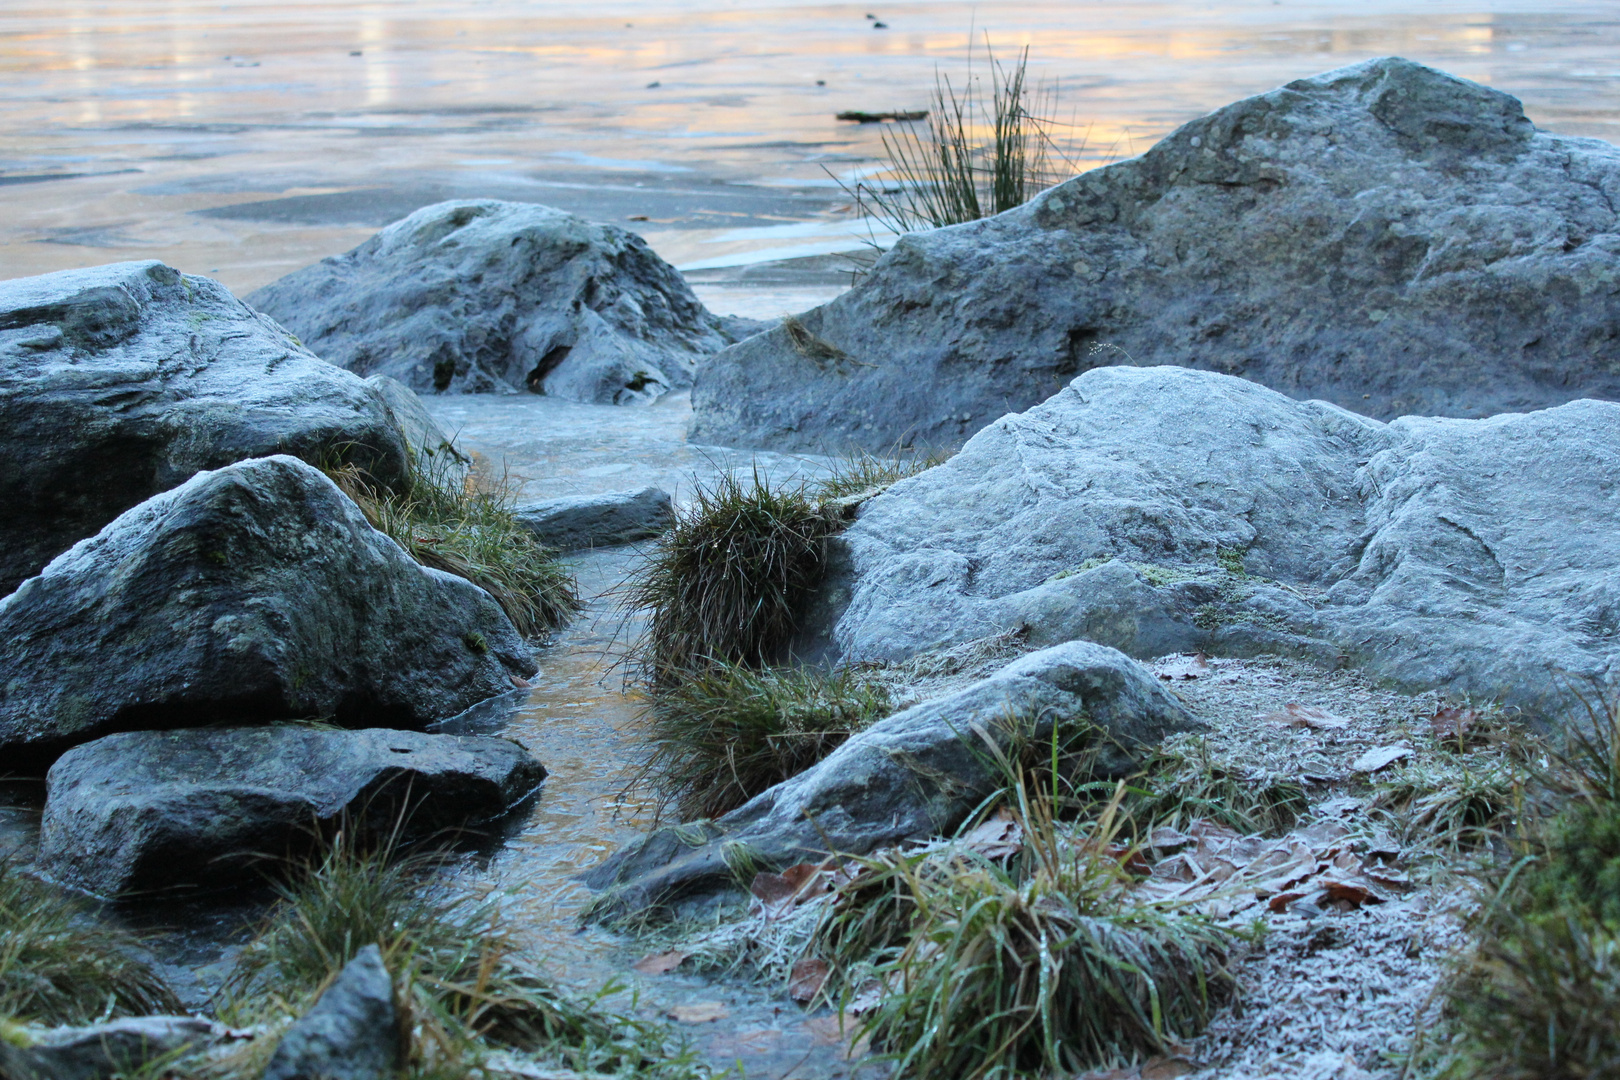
top-left (513, 485), bottom-right (674, 550)
top-left (691, 57), bottom-right (1620, 453)
top-left (799, 364), bottom-right (1620, 722)
top-left (0, 260), bottom-right (410, 595)
top-left (0, 455), bottom-right (536, 770)
top-left (249, 200), bottom-right (738, 404)
top-left (263, 945), bottom-right (403, 1080)
top-left (40, 725), bottom-right (545, 896)
top-left (586, 641), bottom-right (1197, 915)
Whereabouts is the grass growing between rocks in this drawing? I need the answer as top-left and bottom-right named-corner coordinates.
top-left (328, 447), bottom-right (578, 636)
top-left (1130, 734), bottom-right (1308, 837)
top-left (626, 455), bottom-right (942, 685)
top-left (1431, 694), bottom-right (1620, 1079)
top-left (625, 468), bottom-right (839, 683)
top-left (0, 858), bottom-right (180, 1025)
top-left (639, 660), bottom-right (892, 821)
top-left (218, 832), bottom-right (699, 1080)
top-left (624, 455), bottom-right (943, 820)
top-left (813, 770), bottom-right (1234, 1079)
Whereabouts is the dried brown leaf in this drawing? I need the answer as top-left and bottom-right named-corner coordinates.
top-left (631, 950), bottom-right (688, 975)
top-left (668, 1002), bottom-right (729, 1023)
top-left (1429, 705), bottom-right (1482, 742)
top-left (788, 957), bottom-right (830, 1003)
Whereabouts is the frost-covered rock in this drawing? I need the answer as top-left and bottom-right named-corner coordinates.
top-left (799, 365), bottom-right (1620, 722)
top-left (586, 641), bottom-right (1195, 914)
top-left (691, 58), bottom-right (1620, 452)
top-left (41, 726), bottom-right (544, 895)
top-left (249, 200), bottom-right (738, 404)
top-left (0, 455), bottom-right (535, 769)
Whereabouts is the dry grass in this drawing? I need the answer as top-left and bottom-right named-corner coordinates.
top-left (814, 767), bottom-right (1234, 1080)
top-left (1434, 690), bottom-right (1620, 1079)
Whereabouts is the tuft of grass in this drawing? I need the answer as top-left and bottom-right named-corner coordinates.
top-left (814, 448), bottom-right (945, 503)
top-left (0, 858), bottom-right (180, 1026)
top-left (1130, 735), bottom-right (1306, 836)
top-left (638, 660), bottom-right (892, 821)
top-left (848, 40), bottom-right (1077, 233)
top-left (220, 831), bottom-right (696, 1078)
top-left (625, 468), bottom-right (839, 683)
top-left (815, 769), bottom-right (1233, 1079)
top-left (327, 448), bottom-right (578, 636)
top-left (1437, 690), bottom-right (1620, 1078)
top-left (1372, 760), bottom-right (1525, 853)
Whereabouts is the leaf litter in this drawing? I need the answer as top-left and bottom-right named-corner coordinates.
top-left (648, 646), bottom-right (1523, 1078)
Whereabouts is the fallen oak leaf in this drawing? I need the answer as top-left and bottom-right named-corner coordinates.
top-left (632, 950), bottom-right (688, 975)
top-left (788, 957), bottom-right (830, 1004)
top-left (668, 1002), bottom-right (728, 1023)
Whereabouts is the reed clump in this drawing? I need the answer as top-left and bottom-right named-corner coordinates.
top-left (327, 447), bottom-right (578, 636)
top-left (850, 41), bottom-right (1078, 233)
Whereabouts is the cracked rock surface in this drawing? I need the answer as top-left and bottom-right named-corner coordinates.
top-left (691, 57), bottom-right (1620, 453)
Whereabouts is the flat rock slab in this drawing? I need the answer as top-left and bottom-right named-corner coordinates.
top-left (40, 726), bottom-right (545, 896)
top-left (264, 945), bottom-right (402, 1080)
top-left (248, 199), bottom-right (737, 404)
top-left (586, 641), bottom-right (1196, 916)
top-left (513, 486), bottom-right (674, 550)
top-left (798, 364), bottom-right (1620, 724)
top-left (691, 57), bottom-right (1620, 453)
top-left (0, 260), bottom-right (411, 594)
top-left (0, 455), bottom-right (536, 770)
top-left (0, 1017), bottom-right (229, 1080)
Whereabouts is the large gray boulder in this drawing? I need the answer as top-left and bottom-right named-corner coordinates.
top-left (263, 945), bottom-right (402, 1080)
top-left (512, 486), bottom-right (674, 550)
top-left (586, 641), bottom-right (1196, 915)
top-left (248, 200), bottom-right (737, 404)
top-left (0, 260), bottom-right (411, 595)
top-left (690, 57), bottom-right (1620, 453)
top-left (0, 455), bottom-right (536, 770)
top-left (40, 726), bottom-right (544, 895)
top-left (799, 365), bottom-right (1620, 722)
